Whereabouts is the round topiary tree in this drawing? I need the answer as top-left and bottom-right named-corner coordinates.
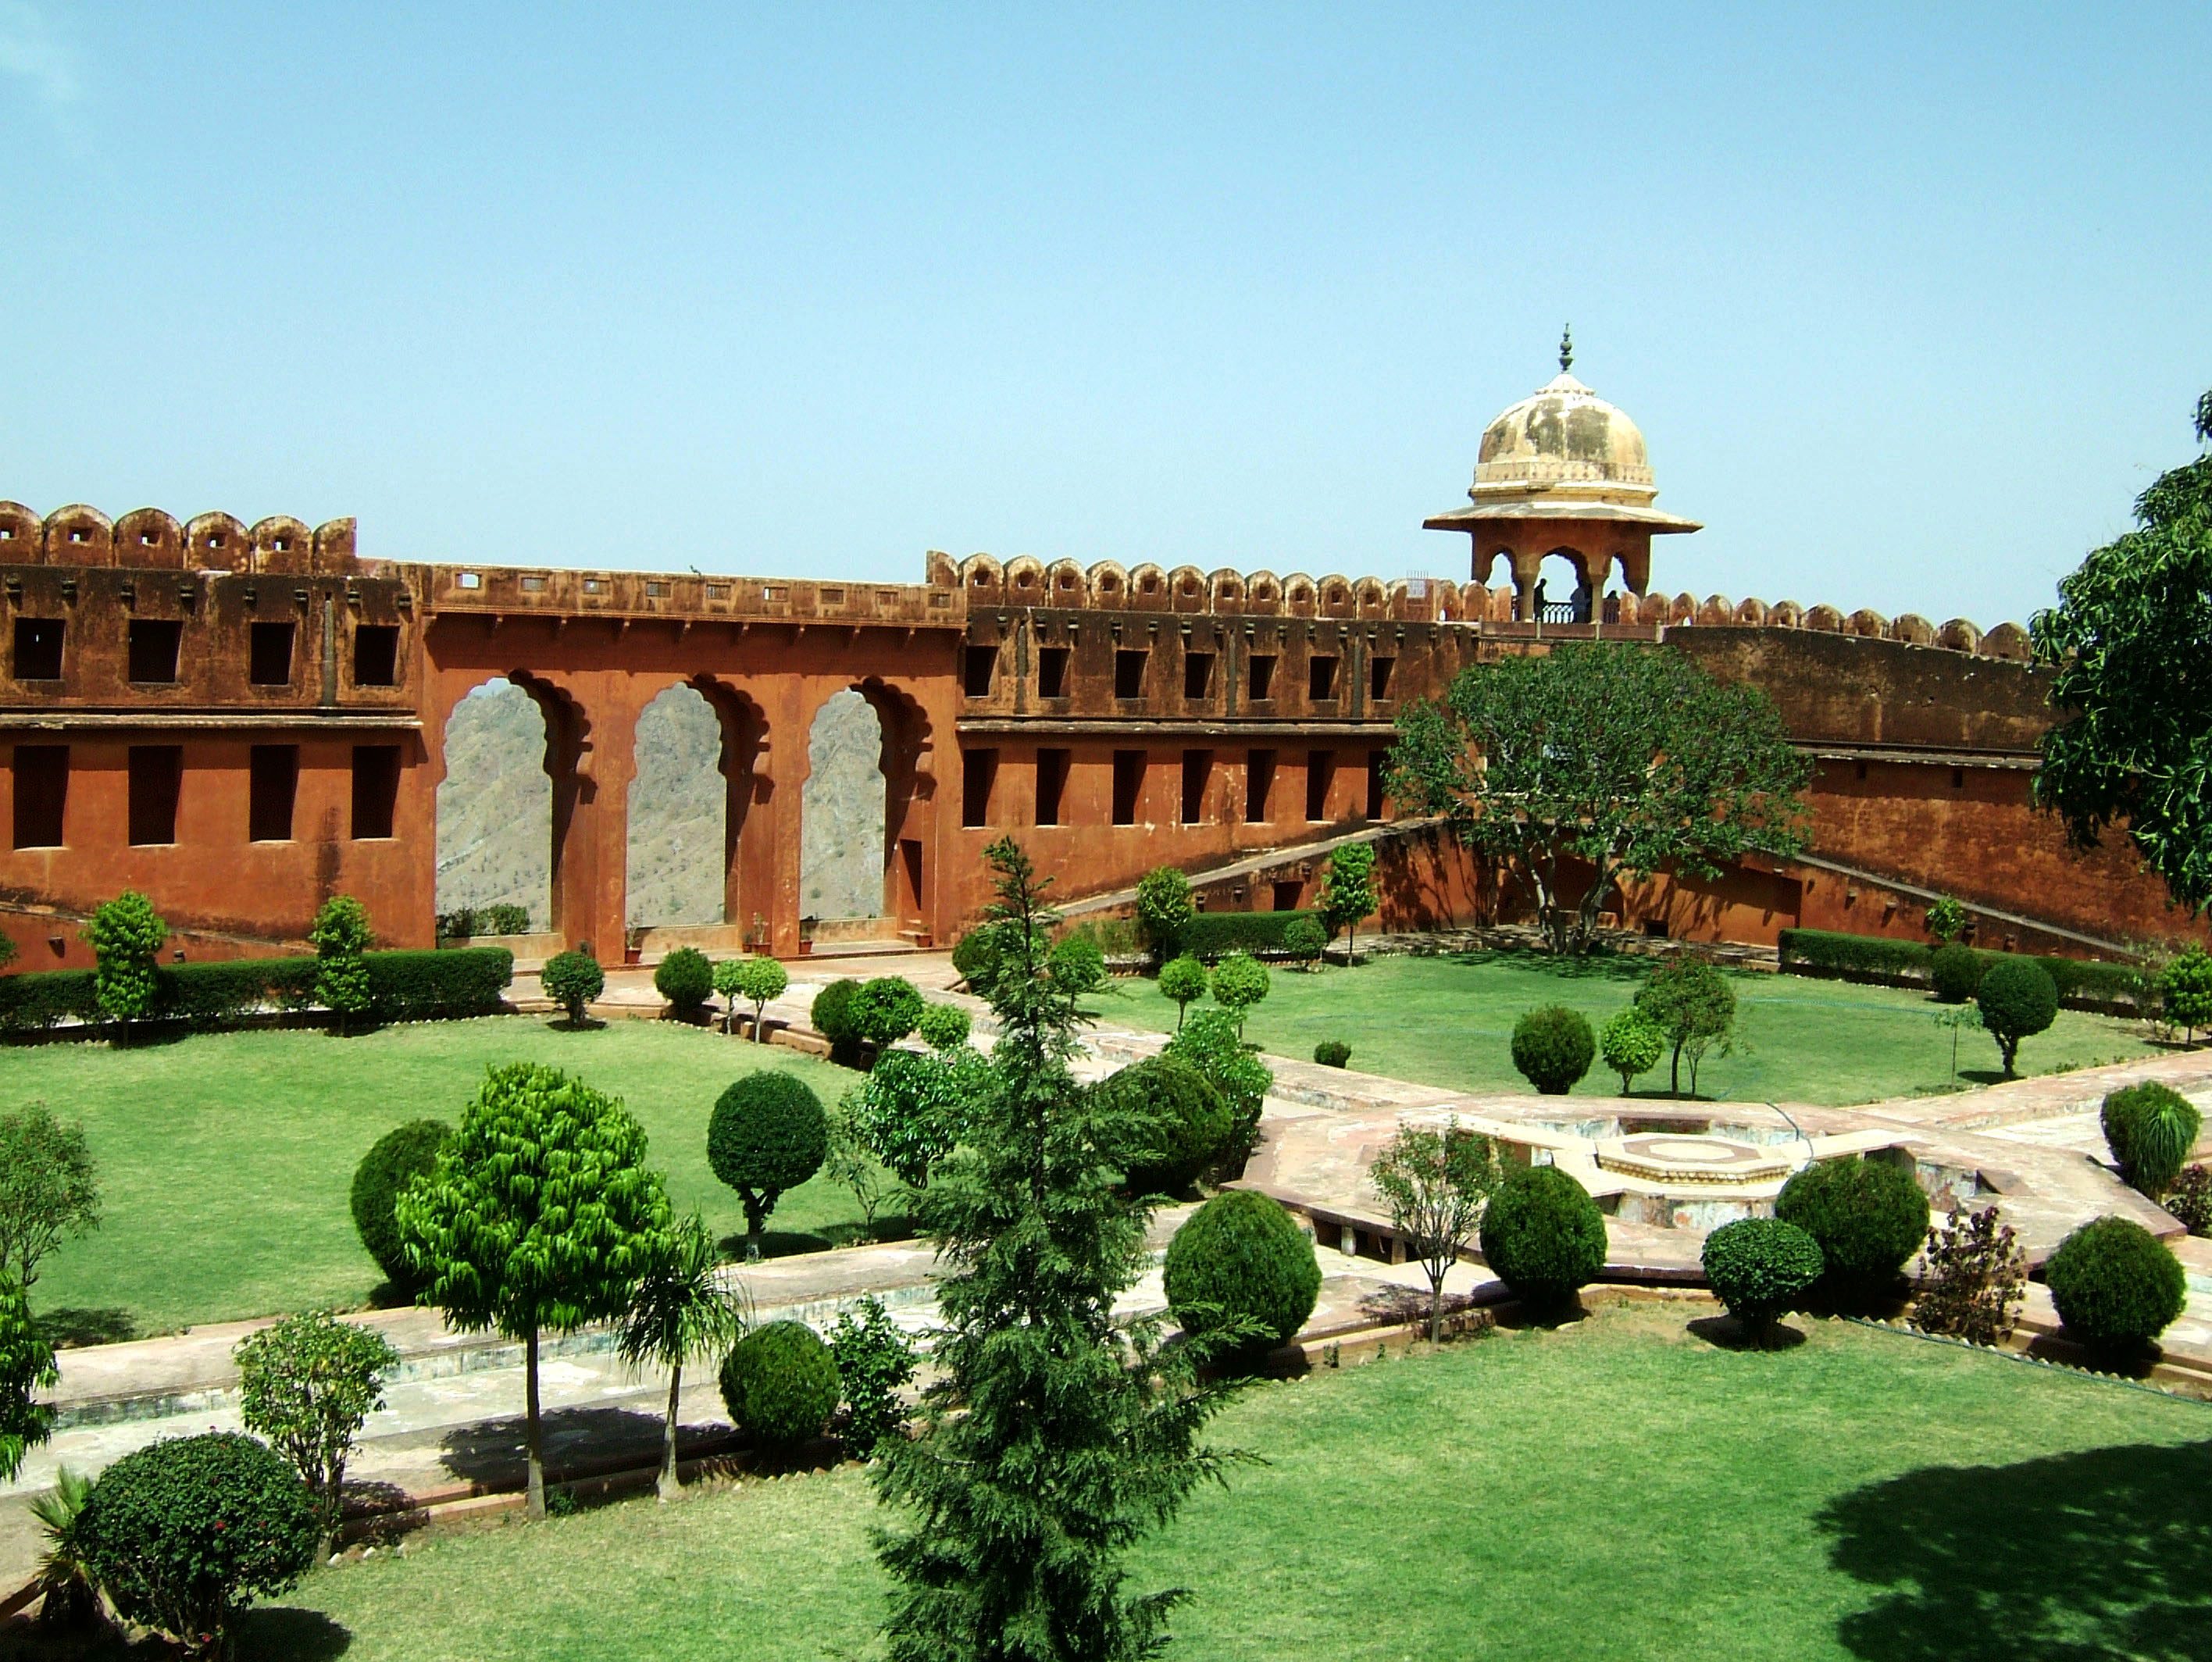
top-left (541, 948), bottom-right (605, 1026)
top-left (1975, 958), bottom-right (2059, 1077)
top-left (1479, 1164), bottom-right (1607, 1311)
top-left (1313, 1040), bottom-right (1351, 1068)
top-left (1701, 1218), bottom-right (1825, 1346)
top-left (1282, 914), bottom-right (1329, 970)
top-left (1598, 1005), bottom-right (1665, 1095)
top-left (915, 1002), bottom-right (972, 1052)
top-left (1511, 1006), bottom-right (1596, 1095)
top-left (851, 977), bottom-right (925, 1050)
top-left (1211, 952), bottom-right (1270, 1031)
top-left (1773, 1156), bottom-right (1930, 1305)
top-left (2101, 1081), bottom-right (2204, 1197)
top-left (75, 1432), bottom-right (320, 1655)
top-left (1047, 933), bottom-right (1106, 995)
top-left (2043, 1215), bottom-right (2187, 1358)
top-left (718, 1320), bottom-right (841, 1450)
top-left (1158, 954), bottom-right (1209, 1029)
top-left (349, 1119), bottom-right (453, 1295)
top-left (1928, 943), bottom-right (1984, 1004)
top-left (716, 954), bottom-right (788, 1040)
top-left (1163, 1190), bottom-right (1322, 1356)
top-left (708, 1072), bottom-right (830, 1254)
top-left (653, 947), bottom-right (715, 1016)
top-left (811, 978), bottom-right (865, 1066)
top-left (1094, 1055), bottom-right (1231, 1195)
top-left (2160, 946), bottom-right (2212, 1043)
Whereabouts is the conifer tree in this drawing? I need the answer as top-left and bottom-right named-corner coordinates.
top-left (872, 838), bottom-right (1252, 1662)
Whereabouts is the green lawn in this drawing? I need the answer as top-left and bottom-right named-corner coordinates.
top-left (237, 1300), bottom-right (2209, 1661)
top-left (1108, 952), bottom-right (2160, 1106)
top-left (1, 1018), bottom-right (894, 1340)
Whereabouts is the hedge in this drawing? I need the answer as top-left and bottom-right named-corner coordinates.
top-left (1777, 928), bottom-right (2145, 1012)
top-left (0, 947), bottom-right (513, 1034)
top-left (1175, 909), bottom-right (1324, 963)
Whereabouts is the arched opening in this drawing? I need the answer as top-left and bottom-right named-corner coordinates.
top-left (800, 690), bottom-right (888, 933)
top-left (626, 683), bottom-right (726, 928)
top-left (1533, 549), bottom-right (1598, 624)
top-left (436, 678), bottom-right (552, 933)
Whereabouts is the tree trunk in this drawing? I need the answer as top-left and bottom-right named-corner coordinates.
top-left (744, 1193), bottom-right (767, 1258)
top-left (525, 1325), bottom-right (546, 1521)
top-left (1429, 1276), bottom-right (1443, 1344)
top-left (754, 1000), bottom-right (769, 1042)
top-left (1670, 1040), bottom-right (1684, 1096)
top-left (658, 1361), bottom-right (683, 1503)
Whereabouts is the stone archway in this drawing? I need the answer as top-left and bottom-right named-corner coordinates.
top-left (626, 683), bottom-right (726, 928)
top-left (799, 690), bottom-right (888, 928)
top-left (434, 677), bottom-right (554, 931)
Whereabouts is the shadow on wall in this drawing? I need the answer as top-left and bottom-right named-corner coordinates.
top-left (1818, 1439), bottom-right (2212, 1660)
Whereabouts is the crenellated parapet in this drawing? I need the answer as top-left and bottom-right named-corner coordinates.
top-left (0, 502), bottom-right (358, 575)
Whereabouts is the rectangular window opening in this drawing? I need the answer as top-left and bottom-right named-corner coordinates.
top-left (353, 625), bottom-right (400, 688)
top-left (962, 747), bottom-right (998, 829)
top-left (1369, 656), bottom-right (1396, 699)
top-left (12, 619), bottom-right (62, 681)
top-left (11, 745), bottom-right (66, 848)
top-left (1308, 655), bottom-right (1340, 701)
top-left (351, 745), bottom-right (401, 839)
top-left (1036, 747), bottom-right (1071, 826)
top-left (248, 622), bottom-right (295, 687)
top-left (248, 745), bottom-right (298, 842)
top-left (1366, 750), bottom-right (1387, 819)
top-left (1183, 652), bottom-right (1215, 700)
top-left (1037, 647), bottom-right (1070, 699)
top-left (1180, 750), bottom-right (1213, 825)
top-left (1272, 880), bottom-right (1303, 912)
top-left (1111, 750), bottom-right (1145, 825)
top-left (1951, 766), bottom-right (1965, 790)
top-left (127, 619), bottom-right (183, 685)
top-left (1306, 750), bottom-right (1335, 822)
top-left (1114, 650), bottom-right (1148, 699)
top-left (127, 745), bottom-right (183, 845)
top-left (1247, 654), bottom-right (1277, 701)
top-left (1246, 749), bottom-right (1276, 822)
top-left (963, 645), bottom-right (997, 697)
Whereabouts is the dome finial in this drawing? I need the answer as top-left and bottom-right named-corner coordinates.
top-left (1559, 324), bottom-right (1574, 374)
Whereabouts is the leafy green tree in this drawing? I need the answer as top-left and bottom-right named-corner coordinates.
top-left (872, 837), bottom-right (1250, 1662)
top-left (826, 1094), bottom-right (897, 1236)
top-left (618, 1213), bottom-right (745, 1501)
top-left (1388, 645), bottom-right (1809, 954)
top-left (1158, 954), bottom-right (1208, 1028)
top-left (1925, 897), bottom-right (1968, 944)
top-left (0, 1273), bottom-right (56, 1483)
top-left (2032, 395), bottom-right (2212, 911)
top-left (1634, 958), bottom-right (1739, 1097)
top-left (84, 890), bottom-right (166, 1035)
top-left (1975, 958), bottom-right (2058, 1078)
top-left (1281, 914), bottom-right (1328, 970)
top-left (309, 895), bottom-right (375, 1033)
top-left (717, 954), bottom-right (787, 1039)
top-left (1134, 865), bottom-right (1196, 961)
top-left (1317, 843), bottom-right (1378, 962)
top-left (847, 1045), bottom-right (988, 1188)
top-left (0, 1104), bottom-right (101, 1292)
top-left (1047, 932), bottom-right (1108, 995)
top-left (1164, 1007), bottom-right (1274, 1178)
top-left (916, 1001), bottom-right (972, 1050)
top-left (1211, 950), bottom-right (1270, 1033)
top-left (707, 1072), bottom-right (829, 1253)
top-left (852, 976), bottom-right (926, 1047)
top-left (398, 1061), bottom-right (673, 1518)
top-left (2160, 946), bottom-right (2212, 1043)
top-left (829, 1295), bottom-right (919, 1458)
top-left (234, 1311), bottom-right (401, 1544)
top-left (1598, 1006), bottom-right (1666, 1095)
top-left (1369, 1118), bottom-right (1504, 1342)
top-left (541, 948), bottom-right (605, 1026)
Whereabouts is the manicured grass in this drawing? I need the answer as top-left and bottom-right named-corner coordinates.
top-left (2, 1018), bottom-right (894, 1339)
top-left (246, 1300), bottom-right (2210, 1660)
top-left (1109, 952), bottom-right (2160, 1105)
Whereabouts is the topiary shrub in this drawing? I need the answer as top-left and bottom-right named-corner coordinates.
top-left (719, 1320), bottom-right (841, 1450)
top-left (2043, 1215), bottom-right (2187, 1358)
top-left (915, 1003), bottom-right (972, 1052)
top-left (1162, 1190), bottom-right (1322, 1357)
top-left (350, 1119), bottom-right (454, 1294)
top-left (717, 954), bottom-right (788, 1040)
top-left (1094, 1055), bottom-right (1231, 1195)
top-left (1479, 1164), bottom-right (1607, 1311)
top-left (1928, 942), bottom-right (1984, 1004)
top-left (1511, 1005), bottom-right (1596, 1095)
top-left (2101, 1082), bottom-right (2203, 1197)
top-left (653, 947), bottom-right (715, 1015)
top-left (75, 1432), bottom-right (320, 1654)
top-left (1976, 958), bottom-right (2059, 1076)
top-left (1701, 1218), bottom-right (1824, 1345)
top-left (851, 977), bottom-right (925, 1050)
top-left (1135, 866), bottom-right (1197, 960)
top-left (1159, 954), bottom-right (1209, 1029)
top-left (950, 929), bottom-right (1001, 993)
top-left (541, 949), bottom-right (605, 1025)
top-left (1162, 1007), bottom-right (1273, 1181)
top-left (811, 978), bottom-right (865, 1066)
top-left (1047, 933), bottom-right (1107, 995)
top-left (1210, 952), bottom-right (1271, 1027)
top-left (1598, 1005), bottom-right (1665, 1094)
top-left (1773, 1156), bottom-right (1931, 1305)
top-left (708, 1072), bottom-right (829, 1252)
top-left (1283, 914), bottom-right (1329, 969)
top-left (1313, 1040), bottom-right (1351, 1068)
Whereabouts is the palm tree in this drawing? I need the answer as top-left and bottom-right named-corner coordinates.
top-left (29, 1464), bottom-right (98, 1627)
top-left (618, 1214), bottom-right (747, 1502)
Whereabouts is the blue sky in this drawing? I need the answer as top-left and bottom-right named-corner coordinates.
top-left (1, 4), bottom-right (2205, 626)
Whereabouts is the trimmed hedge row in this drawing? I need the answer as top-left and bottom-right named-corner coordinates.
top-left (0, 946), bottom-right (513, 1033)
top-left (1175, 909), bottom-right (1324, 962)
top-left (1777, 928), bottom-right (2144, 1011)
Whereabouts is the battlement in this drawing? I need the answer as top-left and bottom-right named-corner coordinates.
top-left (0, 503), bottom-right (359, 576)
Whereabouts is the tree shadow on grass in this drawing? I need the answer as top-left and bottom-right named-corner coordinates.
top-left (1686, 1313), bottom-right (1807, 1350)
top-left (437, 1403), bottom-right (672, 1491)
top-left (1447, 949), bottom-right (1650, 983)
top-left (234, 1608), bottom-right (352, 1660)
top-left (0, 1610), bottom-right (349, 1661)
top-left (34, 1307), bottom-right (137, 1348)
top-left (1818, 1439), bottom-right (2212, 1660)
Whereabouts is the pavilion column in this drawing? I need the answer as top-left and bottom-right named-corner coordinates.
top-left (765, 678), bottom-right (812, 959)
top-left (1616, 542), bottom-right (1653, 597)
top-left (551, 686), bottom-right (638, 962)
top-left (1510, 549), bottom-right (1546, 622)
